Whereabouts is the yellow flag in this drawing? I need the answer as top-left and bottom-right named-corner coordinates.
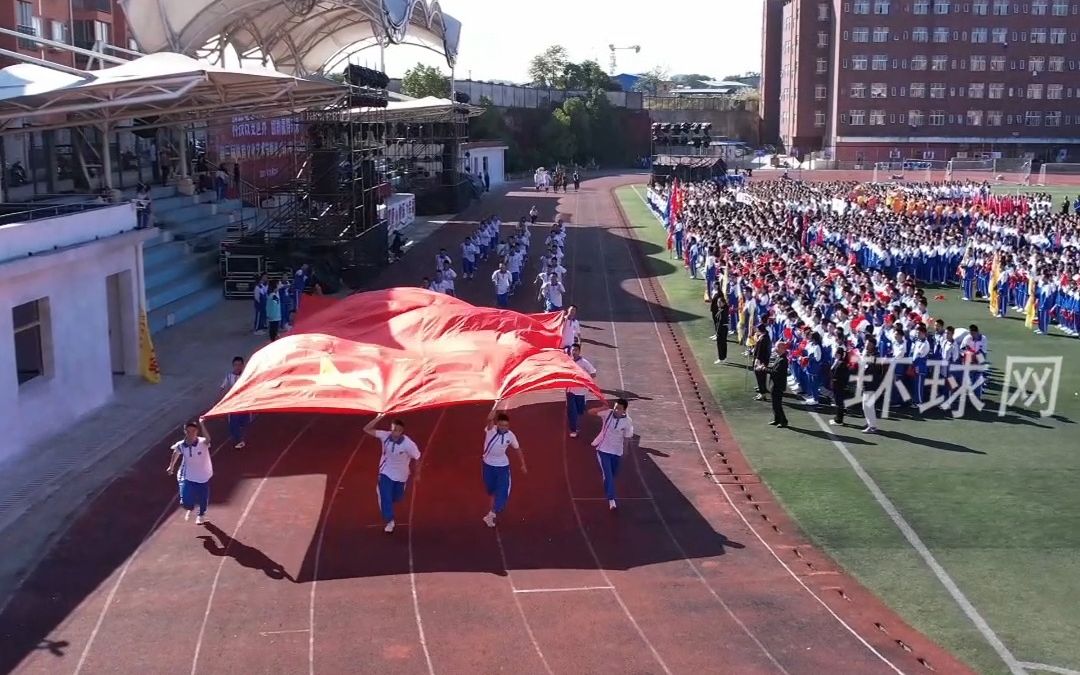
top-left (138, 308), bottom-right (162, 384)
top-left (987, 253), bottom-right (1001, 317)
top-left (1024, 277), bottom-right (1037, 328)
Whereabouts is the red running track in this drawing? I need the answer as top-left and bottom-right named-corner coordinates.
top-left (0, 176), bottom-right (973, 674)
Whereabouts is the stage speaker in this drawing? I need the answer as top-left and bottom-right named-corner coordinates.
top-left (441, 142), bottom-right (459, 186)
top-left (360, 159), bottom-right (378, 230)
top-left (311, 150), bottom-right (339, 196)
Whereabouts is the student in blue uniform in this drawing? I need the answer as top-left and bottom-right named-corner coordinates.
top-left (363, 414), bottom-right (422, 533)
top-left (481, 407), bottom-right (526, 528)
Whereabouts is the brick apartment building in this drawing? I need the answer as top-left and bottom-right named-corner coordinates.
top-left (760, 0), bottom-right (1080, 164)
top-left (0, 0), bottom-right (133, 71)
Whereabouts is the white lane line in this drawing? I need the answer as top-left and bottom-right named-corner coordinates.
top-left (74, 431), bottom-right (235, 675)
top-left (189, 420), bottom-right (315, 675)
top-left (559, 190), bottom-right (673, 675)
top-left (261, 629), bottom-right (310, 636)
top-left (1020, 663), bottom-right (1080, 675)
top-left (493, 529), bottom-right (554, 674)
top-left (623, 183), bottom-right (903, 674)
top-left (406, 409), bottom-right (448, 675)
top-left (591, 187), bottom-right (789, 675)
top-left (572, 497), bottom-right (652, 502)
top-left (512, 586), bottom-right (615, 594)
top-left (806, 410), bottom-right (1026, 675)
top-left (308, 434), bottom-right (369, 675)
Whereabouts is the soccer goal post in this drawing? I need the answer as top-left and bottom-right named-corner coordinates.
top-left (871, 161), bottom-right (933, 184)
top-left (1036, 163), bottom-right (1080, 187)
top-left (945, 158), bottom-right (995, 182)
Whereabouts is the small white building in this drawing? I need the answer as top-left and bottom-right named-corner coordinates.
top-left (461, 141), bottom-right (509, 188)
top-left (0, 202), bottom-right (154, 461)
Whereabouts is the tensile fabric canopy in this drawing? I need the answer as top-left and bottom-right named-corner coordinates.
top-left (207, 287), bottom-right (597, 417)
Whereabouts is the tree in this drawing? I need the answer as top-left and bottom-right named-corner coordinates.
top-left (562, 60), bottom-right (619, 91)
top-left (401, 63), bottom-right (450, 98)
top-left (671, 73), bottom-right (713, 89)
top-left (528, 45), bottom-right (569, 87)
top-left (632, 66), bottom-right (669, 95)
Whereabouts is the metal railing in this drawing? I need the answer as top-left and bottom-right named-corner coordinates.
top-left (0, 200), bottom-right (118, 227)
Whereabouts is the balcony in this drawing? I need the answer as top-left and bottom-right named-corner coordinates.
top-left (73, 0), bottom-right (112, 12)
top-left (16, 25), bottom-right (39, 51)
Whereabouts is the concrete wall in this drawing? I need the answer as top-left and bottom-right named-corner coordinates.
top-left (0, 206), bottom-right (153, 461)
top-left (464, 147), bottom-right (507, 186)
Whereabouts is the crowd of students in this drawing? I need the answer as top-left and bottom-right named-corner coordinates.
top-left (646, 175), bottom-right (1080, 431)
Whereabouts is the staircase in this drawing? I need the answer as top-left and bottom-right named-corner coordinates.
top-left (131, 184), bottom-right (260, 334)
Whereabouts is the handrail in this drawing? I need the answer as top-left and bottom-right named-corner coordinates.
top-left (0, 200), bottom-right (119, 226)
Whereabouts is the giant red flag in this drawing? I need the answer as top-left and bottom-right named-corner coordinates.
top-left (207, 288), bottom-right (600, 417)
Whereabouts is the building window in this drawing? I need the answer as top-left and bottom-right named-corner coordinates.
top-left (992, 28), bottom-right (1008, 43)
top-left (970, 56), bottom-right (987, 71)
top-left (989, 82), bottom-right (1005, 98)
top-left (1049, 56), bottom-right (1065, 71)
top-left (911, 55), bottom-right (928, 70)
top-left (1032, 0), bottom-right (1048, 13)
top-left (1031, 28), bottom-right (1048, 43)
top-left (967, 110), bottom-right (984, 125)
top-left (910, 82), bottom-right (926, 97)
top-left (931, 55), bottom-right (948, 71)
top-left (914, 0), bottom-right (930, 13)
top-left (922, 150), bottom-right (936, 160)
top-left (851, 82), bottom-right (868, 97)
top-left (13, 299), bottom-right (48, 385)
top-left (816, 84), bottom-right (828, 99)
top-left (872, 55), bottom-right (888, 70)
top-left (934, 0), bottom-right (951, 13)
top-left (873, 26), bottom-right (890, 42)
top-left (987, 110), bottom-right (1003, 125)
top-left (1046, 111), bottom-right (1062, 126)
top-left (913, 27), bottom-right (930, 42)
top-left (1025, 110), bottom-right (1042, 125)
top-left (992, 0), bottom-right (1009, 13)
top-left (929, 110), bottom-right (946, 125)
top-left (1048, 84), bottom-right (1064, 99)
top-left (853, 55), bottom-right (869, 70)
top-left (933, 27), bottom-right (950, 43)
top-left (817, 58), bottom-right (829, 74)
top-left (819, 2), bottom-right (830, 19)
top-left (15, 1), bottom-right (38, 50)
top-left (969, 83), bottom-right (986, 97)
top-left (869, 109), bottom-right (887, 125)
top-left (1028, 83), bottom-right (1044, 99)
top-left (1029, 57), bottom-right (1046, 72)
top-left (818, 31), bottom-right (830, 47)
top-left (930, 82), bottom-right (947, 98)
top-left (871, 82), bottom-right (888, 98)
top-left (815, 111), bottom-right (827, 126)
top-left (973, 0), bottom-right (989, 14)
top-left (1051, 0), bottom-right (1068, 14)
top-left (908, 109), bottom-right (925, 126)
top-left (850, 110), bottom-right (867, 125)
top-left (853, 27), bottom-right (870, 42)
top-left (1049, 28), bottom-right (1066, 44)
top-left (874, 0), bottom-right (891, 13)
top-left (854, 0), bottom-right (871, 12)
top-left (990, 55), bottom-right (1006, 71)
top-left (971, 28), bottom-right (989, 43)
top-left (49, 20), bottom-right (69, 44)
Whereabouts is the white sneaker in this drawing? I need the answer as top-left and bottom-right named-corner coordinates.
top-left (235, 441), bottom-right (246, 449)
top-left (861, 427), bottom-right (877, 434)
top-left (195, 514), bottom-right (206, 525)
top-left (714, 359), bottom-right (723, 364)
top-left (483, 513), bottom-right (496, 528)
top-left (569, 431), bottom-right (578, 438)
top-left (183, 509), bottom-right (191, 521)
top-left (709, 335), bottom-right (717, 340)
top-left (608, 499), bottom-right (617, 510)
top-left (384, 521), bottom-right (395, 533)
top-left (828, 419), bottom-right (840, 426)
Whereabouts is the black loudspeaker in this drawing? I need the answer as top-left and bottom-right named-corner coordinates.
top-left (441, 142), bottom-right (459, 186)
top-left (311, 150), bottom-right (339, 195)
top-left (360, 159), bottom-right (378, 230)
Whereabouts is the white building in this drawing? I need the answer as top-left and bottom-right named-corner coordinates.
top-left (461, 141), bottom-right (509, 188)
top-left (0, 203), bottom-right (154, 461)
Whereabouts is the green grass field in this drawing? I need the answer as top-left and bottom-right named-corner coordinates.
top-left (617, 185), bottom-right (1080, 675)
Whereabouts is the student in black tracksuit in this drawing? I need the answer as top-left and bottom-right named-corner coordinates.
top-left (752, 323), bottom-right (772, 400)
top-left (764, 341), bottom-right (790, 428)
top-left (710, 290), bottom-right (729, 363)
top-left (830, 348), bottom-right (851, 426)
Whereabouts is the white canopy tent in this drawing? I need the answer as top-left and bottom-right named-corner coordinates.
top-left (119, 0), bottom-right (462, 76)
top-left (352, 95), bottom-right (480, 124)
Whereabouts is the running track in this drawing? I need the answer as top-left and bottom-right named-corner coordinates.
top-left (0, 176), bottom-right (974, 674)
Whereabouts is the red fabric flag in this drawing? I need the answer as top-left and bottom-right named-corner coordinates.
top-left (207, 288), bottom-right (601, 417)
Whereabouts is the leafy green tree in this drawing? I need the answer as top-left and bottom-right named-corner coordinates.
top-left (528, 45), bottom-right (569, 87)
top-left (562, 60), bottom-right (618, 91)
top-left (632, 66), bottom-right (669, 95)
top-left (401, 63), bottom-right (450, 98)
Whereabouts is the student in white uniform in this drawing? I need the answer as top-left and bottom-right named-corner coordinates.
top-left (221, 356), bottom-right (251, 449)
top-left (492, 262), bottom-right (513, 308)
top-left (540, 273), bottom-right (565, 312)
top-left (567, 343), bottom-right (597, 438)
top-left (481, 407), bottom-right (526, 528)
top-left (363, 414), bottom-right (422, 533)
top-left (591, 399), bottom-right (634, 510)
top-left (561, 305), bottom-right (581, 352)
top-left (167, 418), bottom-right (214, 525)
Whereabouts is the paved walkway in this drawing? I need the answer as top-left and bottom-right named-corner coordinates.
top-left (0, 217), bottom-right (448, 608)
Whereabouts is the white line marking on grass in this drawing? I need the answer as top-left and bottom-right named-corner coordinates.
top-left (190, 421), bottom-right (315, 675)
top-left (804, 409), bottom-right (1027, 675)
top-left (1020, 663), bottom-right (1080, 675)
top-left (623, 183), bottom-right (904, 674)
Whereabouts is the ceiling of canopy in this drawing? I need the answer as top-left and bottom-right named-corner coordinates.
top-left (118, 0), bottom-right (461, 76)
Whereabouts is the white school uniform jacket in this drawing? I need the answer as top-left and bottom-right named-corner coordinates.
top-left (172, 437), bottom-right (213, 483)
top-left (492, 270), bottom-right (512, 294)
top-left (567, 356), bottom-right (596, 396)
top-left (562, 318), bottom-right (581, 347)
top-left (482, 427), bottom-right (520, 467)
top-left (592, 411), bottom-right (633, 456)
top-left (375, 431), bottom-right (421, 482)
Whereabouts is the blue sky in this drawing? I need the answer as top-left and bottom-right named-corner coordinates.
top-left (374, 0), bottom-right (764, 82)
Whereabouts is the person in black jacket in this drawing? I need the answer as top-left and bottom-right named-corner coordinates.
top-left (830, 348), bottom-right (851, 426)
top-left (709, 289), bottom-right (730, 364)
top-left (752, 323), bottom-right (772, 401)
top-left (761, 341), bottom-right (789, 428)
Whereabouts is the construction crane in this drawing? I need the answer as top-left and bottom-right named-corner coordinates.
top-left (608, 44), bottom-right (641, 75)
